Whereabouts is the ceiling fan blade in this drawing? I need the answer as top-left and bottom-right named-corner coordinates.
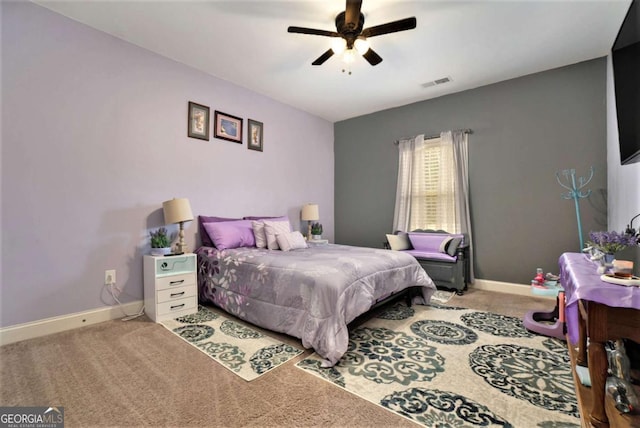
top-left (287, 26), bottom-right (340, 37)
top-left (312, 49), bottom-right (335, 66)
top-left (362, 48), bottom-right (383, 66)
top-left (345, 0), bottom-right (363, 29)
top-left (361, 17), bottom-right (417, 38)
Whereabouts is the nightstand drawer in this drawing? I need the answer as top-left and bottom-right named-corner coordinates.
top-left (157, 284), bottom-right (196, 303)
top-left (157, 296), bottom-right (197, 316)
top-left (155, 255), bottom-right (196, 276)
top-left (156, 273), bottom-right (196, 290)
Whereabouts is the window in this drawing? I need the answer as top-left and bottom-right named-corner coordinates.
top-left (409, 137), bottom-right (458, 232)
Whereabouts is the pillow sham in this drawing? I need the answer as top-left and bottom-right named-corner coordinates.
top-left (251, 221), bottom-right (268, 249)
top-left (276, 231), bottom-right (308, 252)
top-left (203, 220), bottom-right (255, 250)
top-left (263, 220), bottom-right (292, 250)
top-left (199, 215), bottom-right (241, 247)
top-left (386, 233), bottom-right (412, 251)
top-left (408, 233), bottom-right (452, 254)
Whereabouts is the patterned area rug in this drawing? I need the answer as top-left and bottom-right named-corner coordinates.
top-left (296, 303), bottom-right (580, 427)
top-left (161, 305), bottom-right (303, 381)
top-left (430, 290), bottom-right (455, 304)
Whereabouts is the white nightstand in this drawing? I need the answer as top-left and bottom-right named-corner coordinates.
top-left (143, 253), bottom-right (198, 322)
top-left (307, 239), bottom-right (329, 246)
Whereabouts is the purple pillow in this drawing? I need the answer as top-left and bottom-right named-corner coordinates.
top-left (407, 233), bottom-right (451, 253)
top-left (199, 215), bottom-right (240, 247)
top-left (203, 220), bottom-right (256, 250)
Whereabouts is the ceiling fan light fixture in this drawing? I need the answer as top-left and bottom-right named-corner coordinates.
top-left (331, 37), bottom-right (347, 54)
top-left (354, 38), bottom-right (370, 55)
top-left (343, 49), bottom-right (356, 64)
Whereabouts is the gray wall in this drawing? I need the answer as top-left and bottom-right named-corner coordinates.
top-left (335, 58), bottom-right (608, 285)
top-left (1, 2), bottom-right (334, 327)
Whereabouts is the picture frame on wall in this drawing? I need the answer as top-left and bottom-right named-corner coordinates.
top-left (247, 119), bottom-right (263, 152)
top-left (214, 111), bottom-right (243, 143)
top-left (187, 102), bottom-right (210, 140)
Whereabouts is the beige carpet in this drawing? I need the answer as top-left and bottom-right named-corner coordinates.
top-left (0, 289), bottom-right (553, 427)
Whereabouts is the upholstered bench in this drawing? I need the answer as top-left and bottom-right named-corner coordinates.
top-left (386, 229), bottom-right (470, 294)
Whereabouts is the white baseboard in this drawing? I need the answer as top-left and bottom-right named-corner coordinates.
top-left (471, 279), bottom-right (555, 299)
top-left (0, 300), bottom-right (144, 346)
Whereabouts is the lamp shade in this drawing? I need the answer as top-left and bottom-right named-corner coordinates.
top-left (301, 203), bottom-right (319, 221)
top-left (163, 198), bottom-right (194, 224)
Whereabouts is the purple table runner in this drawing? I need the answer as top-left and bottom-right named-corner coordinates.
top-left (560, 252), bottom-right (640, 344)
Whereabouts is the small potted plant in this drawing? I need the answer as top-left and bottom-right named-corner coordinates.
top-left (150, 227), bottom-right (172, 256)
top-left (311, 222), bottom-right (323, 240)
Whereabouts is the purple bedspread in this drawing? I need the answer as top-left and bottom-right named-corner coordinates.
top-left (196, 244), bottom-right (435, 366)
top-left (559, 252), bottom-right (640, 345)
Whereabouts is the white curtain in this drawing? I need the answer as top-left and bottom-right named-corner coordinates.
top-left (392, 134), bottom-right (424, 232)
top-left (392, 130), bottom-right (474, 282)
top-left (442, 130), bottom-right (474, 282)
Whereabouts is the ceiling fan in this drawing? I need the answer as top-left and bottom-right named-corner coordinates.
top-left (287, 0), bottom-right (417, 66)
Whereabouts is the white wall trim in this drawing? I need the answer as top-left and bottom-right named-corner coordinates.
top-left (0, 301), bottom-right (144, 346)
top-left (471, 279), bottom-right (555, 299)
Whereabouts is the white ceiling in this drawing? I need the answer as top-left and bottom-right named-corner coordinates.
top-left (36, 0), bottom-right (631, 122)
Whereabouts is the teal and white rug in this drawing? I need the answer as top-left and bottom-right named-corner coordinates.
top-left (297, 302), bottom-right (580, 427)
top-left (162, 305), bottom-right (303, 381)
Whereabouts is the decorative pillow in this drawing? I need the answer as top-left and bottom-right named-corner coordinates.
top-left (276, 231), bottom-right (308, 252)
top-left (445, 237), bottom-right (463, 256)
top-left (438, 236), bottom-right (454, 253)
top-left (203, 220), bottom-right (255, 250)
top-left (251, 221), bottom-right (268, 249)
top-left (386, 233), bottom-right (412, 251)
top-left (199, 215), bottom-right (241, 247)
top-left (263, 220), bottom-right (292, 250)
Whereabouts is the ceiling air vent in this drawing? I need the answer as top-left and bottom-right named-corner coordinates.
top-left (421, 76), bottom-right (452, 88)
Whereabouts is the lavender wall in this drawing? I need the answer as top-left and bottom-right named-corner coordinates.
top-left (1, 2), bottom-right (334, 327)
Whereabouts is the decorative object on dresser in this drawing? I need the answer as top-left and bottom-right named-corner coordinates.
top-left (247, 119), bottom-right (263, 152)
top-left (163, 198), bottom-right (194, 255)
top-left (301, 203), bottom-right (319, 241)
top-left (214, 110), bottom-right (243, 143)
top-left (149, 227), bottom-right (171, 256)
top-left (187, 101), bottom-right (210, 140)
top-left (144, 254), bottom-right (198, 322)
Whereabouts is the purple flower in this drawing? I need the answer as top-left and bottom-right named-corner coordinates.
top-left (587, 230), bottom-right (639, 254)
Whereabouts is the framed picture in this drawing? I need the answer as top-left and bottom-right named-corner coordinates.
top-left (214, 111), bottom-right (243, 143)
top-left (187, 102), bottom-right (210, 140)
top-left (247, 119), bottom-right (263, 152)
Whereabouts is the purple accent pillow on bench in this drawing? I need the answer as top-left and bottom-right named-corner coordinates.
top-left (203, 220), bottom-right (256, 250)
top-left (199, 215), bottom-right (241, 247)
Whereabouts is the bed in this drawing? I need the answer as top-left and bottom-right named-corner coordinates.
top-left (195, 243), bottom-right (435, 366)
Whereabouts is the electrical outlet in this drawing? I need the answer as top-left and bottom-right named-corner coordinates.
top-left (105, 269), bottom-right (116, 285)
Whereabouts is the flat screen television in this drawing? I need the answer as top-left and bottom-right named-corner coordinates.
top-left (612, 0), bottom-right (640, 165)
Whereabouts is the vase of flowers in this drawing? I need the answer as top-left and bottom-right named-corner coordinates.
top-left (587, 230), bottom-right (638, 273)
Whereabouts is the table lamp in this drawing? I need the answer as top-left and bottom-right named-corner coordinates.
top-left (163, 198), bottom-right (194, 255)
top-left (301, 203), bottom-right (319, 241)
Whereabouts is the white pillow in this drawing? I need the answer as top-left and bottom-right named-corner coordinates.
top-left (263, 220), bottom-right (292, 250)
top-left (276, 231), bottom-right (308, 252)
top-left (252, 221), bottom-right (267, 249)
top-left (386, 233), bottom-right (412, 251)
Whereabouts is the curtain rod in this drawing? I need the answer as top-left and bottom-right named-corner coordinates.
top-left (394, 128), bottom-right (473, 145)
